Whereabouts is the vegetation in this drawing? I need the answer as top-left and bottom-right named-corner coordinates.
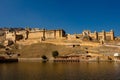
top-left (11, 42), bottom-right (120, 58)
top-left (52, 50), bottom-right (59, 58)
top-left (41, 55), bottom-right (48, 62)
top-left (41, 55), bottom-right (48, 60)
top-left (14, 43), bottom-right (87, 58)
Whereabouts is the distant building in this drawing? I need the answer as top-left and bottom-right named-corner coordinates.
top-left (67, 30), bottom-right (114, 41)
top-left (4, 28), bottom-right (66, 43)
top-left (1, 27), bottom-right (115, 45)
top-left (28, 29), bottom-right (66, 40)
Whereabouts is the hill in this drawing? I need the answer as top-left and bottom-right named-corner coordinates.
top-left (17, 43), bottom-right (86, 58)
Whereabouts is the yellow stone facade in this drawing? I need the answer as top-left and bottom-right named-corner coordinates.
top-left (68, 30), bottom-right (114, 41)
top-left (4, 28), bottom-right (114, 44)
top-left (83, 30), bottom-right (114, 40)
top-left (5, 29), bottom-right (66, 42)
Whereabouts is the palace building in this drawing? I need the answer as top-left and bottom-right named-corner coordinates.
top-left (3, 28), bottom-right (114, 44)
top-left (67, 30), bottom-right (114, 41)
top-left (5, 28), bottom-right (66, 42)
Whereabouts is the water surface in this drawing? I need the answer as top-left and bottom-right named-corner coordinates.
top-left (0, 62), bottom-right (120, 80)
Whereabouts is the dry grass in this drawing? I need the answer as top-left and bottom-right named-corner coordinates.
top-left (17, 43), bottom-right (85, 58)
top-left (13, 42), bottom-right (120, 58)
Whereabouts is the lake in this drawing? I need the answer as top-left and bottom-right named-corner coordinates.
top-left (0, 62), bottom-right (120, 80)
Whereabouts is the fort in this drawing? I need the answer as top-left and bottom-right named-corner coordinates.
top-left (67, 30), bottom-right (114, 41)
top-left (0, 27), bottom-right (120, 61)
top-left (4, 28), bottom-right (65, 42)
top-left (2, 28), bottom-right (115, 45)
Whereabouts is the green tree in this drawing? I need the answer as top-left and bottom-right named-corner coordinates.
top-left (52, 51), bottom-right (59, 58)
top-left (41, 55), bottom-right (47, 60)
top-left (41, 55), bottom-right (48, 62)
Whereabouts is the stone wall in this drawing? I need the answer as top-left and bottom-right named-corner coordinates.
top-left (4, 29), bottom-right (114, 44)
top-left (28, 29), bottom-right (65, 40)
top-left (67, 30), bottom-right (114, 41)
top-left (28, 31), bottom-right (44, 39)
top-left (5, 31), bottom-right (16, 42)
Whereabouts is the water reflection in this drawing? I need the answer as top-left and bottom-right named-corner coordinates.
top-left (0, 62), bottom-right (120, 80)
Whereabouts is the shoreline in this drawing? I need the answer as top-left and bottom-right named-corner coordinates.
top-left (18, 58), bottom-right (42, 62)
top-left (18, 58), bottom-right (120, 62)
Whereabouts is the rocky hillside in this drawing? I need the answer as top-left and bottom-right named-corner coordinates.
top-left (1, 40), bottom-right (120, 59)
top-left (17, 43), bottom-right (86, 58)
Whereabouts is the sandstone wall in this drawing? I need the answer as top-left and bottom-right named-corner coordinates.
top-left (28, 32), bottom-right (43, 39)
top-left (5, 32), bottom-right (15, 41)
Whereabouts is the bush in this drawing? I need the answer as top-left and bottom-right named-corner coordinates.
top-left (52, 51), bottom-right (59, 58)
top-left (41, 55), bottom-right (47, 60)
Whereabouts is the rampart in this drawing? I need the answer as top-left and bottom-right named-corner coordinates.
top-left (68, 30), bottom-right (114, 41)
top-left (4, 28), bottom-right (114, 45)
top-left (5, 29), bottom-right (66, 43)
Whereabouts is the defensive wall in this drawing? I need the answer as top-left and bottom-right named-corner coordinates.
top-left (4, 28), bottom-right (115, 46)
top-left (68, 30), bottom-right (114, 41)
top-left (4, 29), bottom-right (66, 43)
top-left (28, 29), bottom-right (66, 40)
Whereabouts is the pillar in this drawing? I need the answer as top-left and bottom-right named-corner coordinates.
top-left (94, 31), bottom-right (98, 40)
top-left (102, 30), bottom-right (106, 40)
top-left (110, 30), bottom-right (114, 40)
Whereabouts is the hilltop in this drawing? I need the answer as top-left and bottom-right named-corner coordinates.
top-left (12, 40), bottom-right (120, 59)
top-left (16, 42), bottom-right (85, 58)
top-left (0, 27), bottom-right (120, 59)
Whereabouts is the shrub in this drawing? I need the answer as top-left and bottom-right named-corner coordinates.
top-left (41, 55), bottom-right (47, 60)
top-left (52, 51), bottom-right (59, 58)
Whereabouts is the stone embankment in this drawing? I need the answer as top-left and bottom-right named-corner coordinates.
top-left (18, 58), bottom-right (42, 62)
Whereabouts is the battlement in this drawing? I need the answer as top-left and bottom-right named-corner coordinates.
top-left (2, 28), bottom-right (115, 45)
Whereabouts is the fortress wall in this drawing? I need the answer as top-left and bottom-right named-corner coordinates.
top-left (16, 31), bottom-right (26, 34)
top-left (6, 32), bottom-right (16, 41)
top-left (28, 29), bottom-right (65, 40)
top-left (76, 34), bottom-right (83, 39)
top-left (28, 32), bottom-right (43, 39)
top-left (98, 32), bottom-right (104, 35)
top-left (45, 30), bottom-right (55, 39)
top-left (56, 30), bottom-right (61, 38)
top-left (106, 31), bottom-right (114, 40)
top-left (97, 32), bottom-right (105, 40)
top-left (106, 35), bottom-right (111, 40)
top-left (89, 32), bottom-right (98, 40)
top-left (90, 33), bottom-right (96, 39)
top-left (97, 30), bottom-right (114, 40)
top-left (4, 29), bottom-right (114, 44)
top-left (56, 30), bottom-right (66, 39)
top-left (67, 34), bottom-right (77, 40)
top-left (77, 34), bottom-right (83, 36)
top-left (81, 41), bottom-right (100, 47)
